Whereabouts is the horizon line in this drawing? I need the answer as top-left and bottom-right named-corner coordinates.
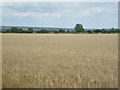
top-left (1, 25), bottom-right (118, 29)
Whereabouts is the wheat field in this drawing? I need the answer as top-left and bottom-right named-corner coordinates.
top-left (2, 34), bottom-right (118, 88)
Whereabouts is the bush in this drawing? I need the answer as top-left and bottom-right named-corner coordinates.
top-left (54, 31), bottom-right (58, 33)
top-left (87, 30), bottom-right (92, 34)
top-left (36, 29), bottom-right (49, 33)
top-left (58, 29), bottom-right (65, 33)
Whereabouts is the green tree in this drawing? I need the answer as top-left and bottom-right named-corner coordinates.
top-left (36, 31), bottom-right (41, 33)
top-left (11, 27), bottom-right (18, 33)
top-left (6, 30), bottom-right (10, 33)
top-left (54, 30), bottom-right (58, 33)
top-left (10, 27), bottom-right (24, 33)
top-left (101, 29), bottom-right (107, 33)
top-left (40, 29), bottom-right (49, 33)
top-left (107, 30), bottom-right (111, 34)
top-left (75, 24), bottom-right (84, 33)
top-left (87, 30), bottom-right (92, 34)
top-left (93, 29), bottom-right (101, 33)
top-left (17, 28), bottom-right (24, 33)
top-left (58, 29), bottom-right (65, 33)
top-left (2, 30), bottom-right (7, 33)
top-left (66, 30), bottom-right (70, 33)
top-left (109, 28), bottom-right (119, 33)
top-left (27, 28), bottom-right (33, 33)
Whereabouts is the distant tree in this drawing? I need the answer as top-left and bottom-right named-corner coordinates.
top-left (54, 30), bottom-right (58, 33)
top-left (10, 27), bottom-right (24, 33)
top-left (27, 28), bottom-right (34, 33)
top-left (75, 24), bottom-right (84, 33)
top-left (36, 30), bottom-right (41, 33)
top-left (58, 29), bottom-right (65, 33)
top-left (93, 29), bottom-right (101, 33)
top-left (101, 29), bottom-right (107, 33)
top-left (87, 30), bottom-right (92, 34)
top-left (66, 30), bottom-right (70, 33)
top-left (11, 27), bottom-right (18, 33)
top-left (109, 28), bottom-right (119, 33)
top-left (2, 30), bottom-right (6, 33)
top-left (71, 31), bottom-right (75, 33)
top-left (5, 30), bottom-right (10, 33)
top-left (107, 30), bottom-right (111, 34)
top-left (115, 29), bottom-right (120, 33)
top-left (17, 28), bottom-right (24, 33)
top-left (39, 29), bottom-right (49, 33)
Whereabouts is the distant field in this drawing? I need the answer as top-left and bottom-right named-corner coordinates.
top-left (2, 34), bottom-right (118, 88)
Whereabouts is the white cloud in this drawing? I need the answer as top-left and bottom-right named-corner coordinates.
top-left (80, 7), bottom-right (112, 17)
top-left (13, 12), bottom-right (29, 17)
top-left (12, 11), bottom-right (62, 19)
top-left (4, 2), bottom-right (114, 19)
top-left (38, 13), bottom-right (49, 18)
top-left (52, 6), bottom-right (113, 18)
top-left (2, 0), bottom-right (119, 2)
top-left (90, 7), bottom-right (111, 14)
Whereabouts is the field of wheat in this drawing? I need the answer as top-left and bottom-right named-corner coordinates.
top-left (2, 34), bottom-right (118, 88)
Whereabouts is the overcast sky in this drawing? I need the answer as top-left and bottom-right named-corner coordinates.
top-left (2, 2), bottom-right (118, 29)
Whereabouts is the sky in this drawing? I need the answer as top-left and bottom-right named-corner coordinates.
top-left (1, 2), bottom-right (118, 29)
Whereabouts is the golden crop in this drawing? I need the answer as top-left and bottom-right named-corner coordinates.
top-left (2, 34), bottom-right (118, 88)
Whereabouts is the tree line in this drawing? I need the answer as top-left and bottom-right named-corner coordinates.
top-left (74, 24), bottom-right (120, 34)
top-left (2, 24), bottom-right (120, 34)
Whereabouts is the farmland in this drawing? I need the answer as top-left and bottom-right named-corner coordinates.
top-left (2, 34), bottom-right (118, 88)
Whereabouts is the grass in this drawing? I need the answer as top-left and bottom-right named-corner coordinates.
top-left (2, 34), bottom-right (118, 88)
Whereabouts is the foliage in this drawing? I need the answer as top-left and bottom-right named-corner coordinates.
top-left (87, 30), bottom-right (92, 34)
top-left (66, 30), bottom-right (70, 33)
top-left (26, 28), bottom-right (34, 33)
top-left (93, 29), bottom-right (101, 33)
top-left (2, 26), bottom-right (120, 34)
top-left (54, 31), bottom-right (58, 33)
top-left (75, 24), bottom-right (84, 33)
top-left (36, 29), bottom-right (49, 33)
top-left (58, 29), bottom-right (65, 33)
